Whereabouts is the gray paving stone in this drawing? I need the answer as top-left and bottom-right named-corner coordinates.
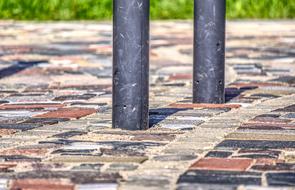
top-left (76, 184), bottom-right (118, 190)
top-left (177, 183), bottom-right (236, 190)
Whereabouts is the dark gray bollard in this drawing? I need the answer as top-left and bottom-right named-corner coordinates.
top-left (113, 0), bottom-right (150, 130)
top-left (193, 0), bottom-right (226, 104)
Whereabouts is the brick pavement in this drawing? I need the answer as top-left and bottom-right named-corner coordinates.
top-left (0, 21), bottom-right (294, 189)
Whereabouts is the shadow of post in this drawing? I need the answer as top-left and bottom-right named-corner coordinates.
top-left (149, 108), bottom-right (189, 128)
top-left (0, 60), bottom-right (46, 79)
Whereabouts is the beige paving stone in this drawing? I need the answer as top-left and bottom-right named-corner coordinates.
top-left (226, 133), bottom-right (295, 141)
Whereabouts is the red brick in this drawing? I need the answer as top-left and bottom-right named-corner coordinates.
top-left (169, 103), bottom-right (241, 109)
top-left (0, 103), bottom-right (64, 110)
top-left (10, 179), bottom-right (74, 190)
top-left (0, 148), bottom-right (48, 156)
top-left (34, 108), bottom-right (96, 119)
top-left (169, 74), bottom-right (192, 80)
top-left (190, 158), bottom-right (254, 171)
top-left (0, 163), bottom-right (17, 172)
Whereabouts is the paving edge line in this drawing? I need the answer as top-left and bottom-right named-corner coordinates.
top-left (119, 94), bottom-right (295, 190)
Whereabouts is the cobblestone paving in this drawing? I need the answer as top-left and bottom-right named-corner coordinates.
top-left (0, 21), bottom-right (294, 190)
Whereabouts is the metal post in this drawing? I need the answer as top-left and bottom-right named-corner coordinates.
top-left (113, 0), bottom-right (150, 130)
top-left (193, 0), bottom-right (226, 103)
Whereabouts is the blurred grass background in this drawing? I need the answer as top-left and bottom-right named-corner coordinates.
top-left (0, 0), bottom-right (294, 20)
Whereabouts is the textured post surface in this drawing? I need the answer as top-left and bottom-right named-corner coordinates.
top-left (193, 0), bottom-right (226, 103)
top-left (113, 0), bottom-right (150, 130)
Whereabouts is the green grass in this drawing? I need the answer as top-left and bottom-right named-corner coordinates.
top-left (0, 0), bottom-right (294, 20)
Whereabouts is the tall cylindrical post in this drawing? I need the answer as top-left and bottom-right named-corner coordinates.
top-left (193, 0), bottom-right (226, 103)
top-left (113, 0), bottom-right (150, 130)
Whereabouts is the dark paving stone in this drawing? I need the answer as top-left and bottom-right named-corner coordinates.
top-left (274, 105), bottom-right (295, 112)
top-left (255, 114), bottom-right (281, 118)
top-left (252, 163), bottom-right (295, 171)
top-left (22, 118), bottom-right (69, 125)
top-left (233, 154), bottom-right (278, 159)
top-left (239, 123), bottom-right (295, 130)
top-left (51, 149), bottom-right (96, 155)
top-left (53, 94), bottom-right (96, 101)
top-left (238, 149), bottom-right (281, 155)
top-left (70, 102), bottom-right (108, 106)
top-left (250, 94), bottom-right (280, 98)
top-left (178, 170), bottom-right (261, 185)
top-left (282, 113), bottom-right (295, 119)
top-left (101, 148), bottom-right (145, 157)
top-left (51, 131), bottom-right (87, 138)
top-left (163, 82), bottom-right (186, 87)
top-left (271, 76), bottom-right (295, 85)
top-left (251, 116), bottom-right (291, 124)
top-left (39, 139), bottom-right (75, 145)
top-left (0, 90), bottom-right (18, 94)
top-left (266, 172), bottom-right (295, 186)
top-left (217, 140), bottom-right (295, 149)
top-left (237, 149), bottom-right (281, 159)
top-left (0, 123), bottom-right (42, 130)
top-left (153, 154), bottom-right (197, 162)
top-left (0, 155), bottom-right (41, 162)
top-left (149, 108), bottom-right (189, 115)
top-left (205, 151), bottom-right (233, 158)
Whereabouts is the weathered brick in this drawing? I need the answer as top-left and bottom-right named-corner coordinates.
top-left (0, 147), bottom-right (49, 156)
